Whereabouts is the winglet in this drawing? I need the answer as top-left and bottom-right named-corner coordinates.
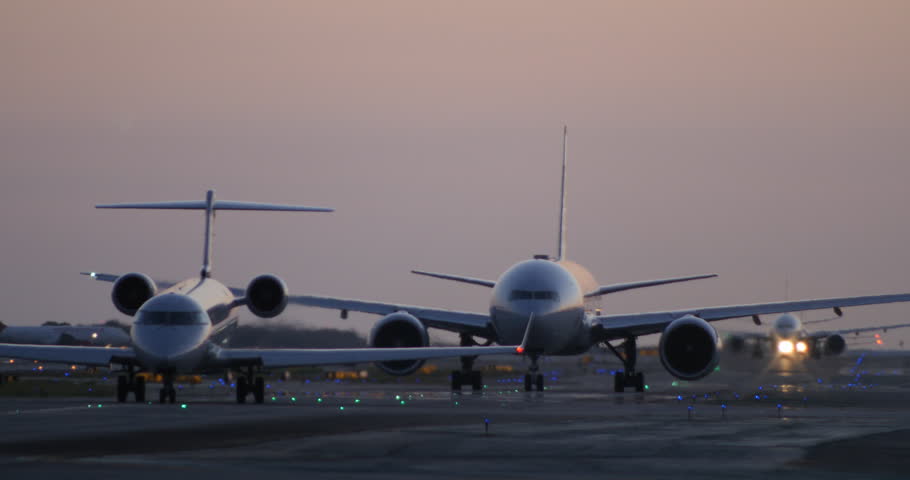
top-left (516, 313), bottom-right (535, 354)
top-left (80, 272), bottom-right (119, 283)
top-left (557, 125), bottom-right (568, 261)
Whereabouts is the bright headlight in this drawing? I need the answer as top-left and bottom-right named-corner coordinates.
top-left (795, 341), bottom-right (808, 353)
top-left (777, 340), bottom-right (795, 354)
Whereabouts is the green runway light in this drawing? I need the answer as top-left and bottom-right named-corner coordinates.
top-left (400, 400), bottom-right (406, 405)
top-left (87, 404), bottom-right (92, 408)
top-left (291, 397), bottom-right (297, 402)
top-left (354, 399), bottom-right (360, 403)
top-left (395, 395), bottom-right (400, 400)
top-left (180, 404), bottom-right (187, 409)
top-left (671, 381), bottom-right (679, 387)
top-left (339, 406), bottom-right (345, 411)
top-left (317, 398), bottom-right (323, 403)
top-left (271, 396), bottom-right (277, 401)
top-left (644, 385), bottom-right (650, 390)
top-left (97, 404), bottom-right (102, 408)
top-left (714, 366), bottom-right (721, 372)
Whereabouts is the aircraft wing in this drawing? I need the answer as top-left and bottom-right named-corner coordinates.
top-left (81, 271), bottom-right (175, 290)
top-left (811, 322), bottom-right (910, 338)
top-left (215, 345), bottom-right (517, 369)
top-left (288, 294), bottom-right (494, 337)
top-left (0, 343), bottom-right (135, 367)
top-left (592, 293), bottom-right (910, 341)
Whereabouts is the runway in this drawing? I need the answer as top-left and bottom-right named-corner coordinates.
top-left (2, 353), bottom-right (910, 479)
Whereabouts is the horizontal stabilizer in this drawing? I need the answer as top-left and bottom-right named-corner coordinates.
top-left (585, 273), bottom-right (718, 297)
top-left (411, 270), bottom-right (496, 288)
top-left (96, 200), bottom-right (332, 212)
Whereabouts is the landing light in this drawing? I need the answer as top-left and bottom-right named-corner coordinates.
top-left (91, 333), bottom-right (99, 339)
top-left (777, 340), bottom-right (795, 354)
top-left (795, 341), bottom-right (808, 353)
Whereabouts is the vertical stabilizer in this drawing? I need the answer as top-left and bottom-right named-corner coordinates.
top-left (202, 190), bottom-right (215, 278)
top-left (557, 126), bottom-right (568, 261)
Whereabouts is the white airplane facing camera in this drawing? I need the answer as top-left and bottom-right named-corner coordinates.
top-left (290, 127), bottom-right (910, 393)
top-left (0, 191), bottom-right (518, 404)
top-left (725, 312), bottom-right (910, 359)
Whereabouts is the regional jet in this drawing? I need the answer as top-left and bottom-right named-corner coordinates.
top-left (725, 312), bottom-right (910, 358)
top-left (0, 191), bottom-right (517, 404)
top-left (290, 127), bottom-right (910, 393)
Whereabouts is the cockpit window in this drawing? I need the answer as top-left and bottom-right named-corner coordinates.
top-left (137, 311), bottom-right (208, 325)
top-left (510, 290), bottom-right (559, 301)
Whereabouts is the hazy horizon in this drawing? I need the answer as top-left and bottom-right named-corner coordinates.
top-left (2, 1), bottom-right (910, 346)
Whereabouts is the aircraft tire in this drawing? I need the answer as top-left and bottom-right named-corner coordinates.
top-left (117, 376), bottom-right (128, 403)
top-left (634, 373), bottom-right (645, 393)
top-left (451, 371), bottom-right (462, 391)
top-left (167, 387), bottom-right (176, 404)
top-left (524, 373), bottom-right (532, 392)
top-left (236, 377), bottom-right (248, 404)
top-left (535, 373), bottom-right (544, 392)
top-left (135, 377), bottom-right (146, 403)
top-left (159, 388), bottom-right (167, 404)
top-left (254, 377), bottom-right (265, 404)
top-left (470, 371), bottom-right (483, 391)
top-left (613, 372), bottom-right (624, 393)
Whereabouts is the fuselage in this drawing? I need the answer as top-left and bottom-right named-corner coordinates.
top-left (489, 258), bottom-right (599, 355)
top-left (770, 313), bottom-right (808, 355)
top-left (131, 277), bottom-right (239, 372)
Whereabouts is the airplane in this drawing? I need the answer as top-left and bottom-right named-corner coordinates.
top-left (0, 191), bottom-right (518, 404)
top-left (724, 312), bottom-right (910, 358)
top-left (289, 127), bottom-right (910, 393)
top-left (0, 321), bottom-right (130, 346)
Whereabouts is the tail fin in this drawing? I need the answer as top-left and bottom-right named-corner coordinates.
top-left (96, 190), bottom-right (333, 278)
top-left (556, 125), bottom-right (568, 261)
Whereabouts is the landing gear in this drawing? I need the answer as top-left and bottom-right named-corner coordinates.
top-left (450, 334), bottom-right (483, 392)
top-left (235, 366), bottom-right (266, 404)
top-left (606, 337), bottom-right (645, 393)
top-left (116, 365), bottom-right (146, 403)
top-left (159, 371), bottom-right (176, 404)
top-left (523, 354), bottom-right (544, 392)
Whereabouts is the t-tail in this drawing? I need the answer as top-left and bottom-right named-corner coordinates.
top-left (556, 125), bottom-right (568, 262)
top-left (95, 190), bottom-right (333, 278)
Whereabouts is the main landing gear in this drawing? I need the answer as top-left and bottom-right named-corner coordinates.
top-left (451, 334), bottom-right (483, 392)
top-left (605, 337), bottom-right (645, 393)
top-left (523, 354), bottom-right (544, 392)
top-left (236, 366), bottom-right (266, 404)
top-left (115, 365), bottom-right (146, 403)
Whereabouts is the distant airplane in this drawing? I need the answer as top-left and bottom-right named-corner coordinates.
top-left (0, 322), bottom-right (130, 346)
top-left (724, 312), bottom-right (910, 358)
top-left (290, 127), bottom-right (910, 393)
top-left (0, 191), bottom-right (517, 404)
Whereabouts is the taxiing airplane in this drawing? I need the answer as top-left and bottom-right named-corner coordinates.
top-left (0, 322), bottom-right (130, 346)
top-left (725, 312), bottom-right (910, 358)
top-left (290, 127), bottom-right (910, 393)
top-left (0, 191), bottom-right (518, 404)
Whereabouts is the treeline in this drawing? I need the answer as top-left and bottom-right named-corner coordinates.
top-left (227, 324), bottom-right (367, 348)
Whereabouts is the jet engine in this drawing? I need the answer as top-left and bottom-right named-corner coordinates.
top-left (659, 315), bottom-right (719, 380)
top-left (823, 334), bottom-right (846, 356)
top-left (369, 312), bottom-right (429, 376)
top-left (111, 273), bottom-right (157, 316)
top-left (245, 274), bottom-right (289, 318)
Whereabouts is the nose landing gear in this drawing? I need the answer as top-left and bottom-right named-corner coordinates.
top-left (523, 353), bottom-right (544, 392)
top-left (158, 371), bottom-right (177, 404)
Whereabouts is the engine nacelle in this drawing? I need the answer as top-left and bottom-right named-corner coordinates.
top-left (369, 311), bottom-right (429, 376)
top-left (659, 315), bottom-right (719, 381)
top-left (111, 273), bottom-right (157, 316)
top-left (245, 274), bottom-right (289, 318)
top-left (824, 334), bottom-right (846, 356)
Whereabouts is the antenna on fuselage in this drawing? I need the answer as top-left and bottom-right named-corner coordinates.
top-left (556, 125), bottom-right (568, 261)
top-left (95, 190), bottom-right (333, 279)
